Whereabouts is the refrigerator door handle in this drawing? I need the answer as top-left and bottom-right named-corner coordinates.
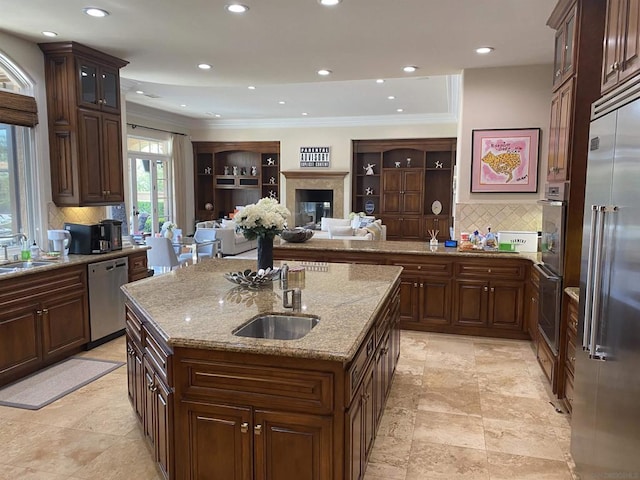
top-left (589, 205), bottom-right (609, 359)
top-left (583, 205), bottom-right (599, 350)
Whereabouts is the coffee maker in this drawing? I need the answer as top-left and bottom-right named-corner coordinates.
top-left (100, 219), bottom-right (123, 251)
top-left (64, 223), bottom-right (109, 254)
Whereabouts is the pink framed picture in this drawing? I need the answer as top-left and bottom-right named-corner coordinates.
top-left (471, 128), bottom-right (540, 193)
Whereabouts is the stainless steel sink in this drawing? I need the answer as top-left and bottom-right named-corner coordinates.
top-left (0, 267), bottom-right (20, 274)
top-left (233, 314), bottom-right (319, 340)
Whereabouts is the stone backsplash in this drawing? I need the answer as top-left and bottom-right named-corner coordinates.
top-left (47, 203), bottom-right (107, 230)
top-left (454, 203), bottom-right (541, 239)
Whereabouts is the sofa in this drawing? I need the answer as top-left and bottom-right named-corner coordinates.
top-left (311, 217), bottom-right (386, 241)
top-left (195, 220), bottom-right (257, 255)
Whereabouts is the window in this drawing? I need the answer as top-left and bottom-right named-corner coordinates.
top-left (0, 55), bottom-right (38, 252)
top-left (127, 136), bottom-right (172, 235)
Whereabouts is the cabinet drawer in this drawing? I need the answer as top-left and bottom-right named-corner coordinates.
top-left (179, 359), bottom-right (334, 415)
top-left (537, 337), bottom-right (556, 384)
top-left (564, 370), bottom-right (574, 413)
top-left (346, 330), bottom-right (376, 403)
top-left (565, 334), bottom-right (576, 376)
top-left (455, 260), bottom-right (525, 280)
top-left (0, 265), bottom-right (86, 306)
top-left (391, 256), bottom-right (452, 276)
top-left (567, 298), bottom-right (578, 334)
top-left (144, 326), bottom-right (172, 384)
top-left (530, 264), bottom-right (540, 289)
top-left (125, 307), bottom-right (142, 344)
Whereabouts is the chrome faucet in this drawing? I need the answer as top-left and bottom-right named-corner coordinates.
top-left (283, 288), bottom-right (302, 313)
top-left (0, 233), bottom-right (27, 261)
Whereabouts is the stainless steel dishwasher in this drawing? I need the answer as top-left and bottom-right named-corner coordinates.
top-left (87, 257), bottom-right (129, 348)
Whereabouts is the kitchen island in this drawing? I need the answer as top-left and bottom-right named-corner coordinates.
top-left (121, 258), bottom-right (402, 480)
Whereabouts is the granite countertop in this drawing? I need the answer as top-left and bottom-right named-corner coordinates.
top-left (121, 259), bottom-right (403, 363)
top-left (275, 238), bottom-right (542, 263)
top-left (0, 245), bottom-right (149, 280)
top-left (565, 286), bottom-right (580, 303)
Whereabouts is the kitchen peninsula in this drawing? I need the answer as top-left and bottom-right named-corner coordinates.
top-left (121, 259), bottom-right (402, 480)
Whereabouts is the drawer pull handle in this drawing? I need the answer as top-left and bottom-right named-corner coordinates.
top-left (254, 424), bottom-right (262, 435)
top-left (241, 422), bottom-right (249, 433)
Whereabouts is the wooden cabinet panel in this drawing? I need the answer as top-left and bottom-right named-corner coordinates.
top-left (552, 5), bottom-right (576, 89)
top-left (488, 281), bottom-right (524, 331)
top-left (155, 373), bottom-right (173, 480)
top-left (453, 280), bottom-right (488, 327)
top-left (128, 251), bottom-right (149, 282)
top-left (41, 290), bottom-right (88, 360)
top-left (126, 335), bottom-right (144, 422)
top-left (399, 275), bottom-right (420, 323)
top-left (418, 278), bottom-right (452, 326)
top-left (0, 303), bottom-right (41, 383)
top-left (178, 401), bottom-right (252, 480)
top-left (40, 42), bottom-right (127, 206)
top-left (254, 409), bottom-right (333, 480)
top-left (602, 0), bottom-right (640, 93)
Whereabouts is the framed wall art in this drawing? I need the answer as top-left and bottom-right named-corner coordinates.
top-left (471, 128), bottom-right (540, 193)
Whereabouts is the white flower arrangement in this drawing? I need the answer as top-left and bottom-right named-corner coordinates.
top-left (234, 197), bottom-right (291, 240)
top-left (162, 221), bottom-right (177, 231)
top-left (348, 211), bottom-right (365, 220)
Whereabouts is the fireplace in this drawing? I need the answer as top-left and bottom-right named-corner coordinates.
top-left (295, 189), bottom-right (333, 228)
top-left (282, 171), bottom-right (349, 229)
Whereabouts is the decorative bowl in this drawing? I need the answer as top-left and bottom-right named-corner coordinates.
top-left (223, 268), bottom-right (281, 288)
top-left (280, 228), bottom-right (314, 243)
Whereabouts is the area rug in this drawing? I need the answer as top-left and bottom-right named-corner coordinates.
top-left (0, 357), bottom-right (124, 410)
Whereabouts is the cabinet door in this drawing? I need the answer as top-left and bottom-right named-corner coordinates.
top-left (99, 66), bottom-right (121, 114)
top-left (619, 0), bottom-right (640, 86)
top-left (254, 409), bottom-right (333, 480)
top-left (41, 290), bottom-right (88, 360)
top-left (126, 336), bottom-right (144, 422)
top-left (77, 58), bottom-right (100, 110)
top-left (154, 373), bottom-right (173, 480)
top-left (375, 331), bottom-right (392, 424)
top-left (453, 280), bottom-right (488, 327)
top-left (424, 215), bottom-right (450, 242)
top-left (401, 170), bottom-right (423, 214)
top-left (381, 170), bottom-right (402, 214)
top-left (143, 359), bottom-right (156, 447)
top-left (548, 79), bottom-right (573, 182)
top-left (488, 281), bottom-right (525, 331)
top-left (78, 109), bottom-right (106, 203)
top-left (101, 113), bottom-right (124, 203)
top-left (346, 383), bottom-right (364, 480)
top-left (398, 274), bottom-right (420, 323)
top-left (0, 302), bottom-right (41, 385)
top-left (602, 0), bottom-right (624, 92)
top-left (177, 401), bottom-right (252, 480)
top-left (417, 277), bottom-right (452, 326)
top-left (400, 216), bottom-right (423, 240)
top-left (527, 282), bottom-right (540, 342)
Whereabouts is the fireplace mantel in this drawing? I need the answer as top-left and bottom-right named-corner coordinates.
top-left (282, 171), bottom-right (349, 179)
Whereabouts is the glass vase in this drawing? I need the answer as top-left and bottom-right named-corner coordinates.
top-left (257, 236), bottom-right (274, 271)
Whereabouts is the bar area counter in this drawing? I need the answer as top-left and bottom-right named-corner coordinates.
top-left (121, 259), bottom-right (402, 480)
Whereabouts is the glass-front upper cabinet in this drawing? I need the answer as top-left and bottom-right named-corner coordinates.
top-left (552, 5), bottom-right (576, 90)
top-left (77, 58), bottom-right (121, 114)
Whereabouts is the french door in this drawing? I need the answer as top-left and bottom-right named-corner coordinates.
top-left (129, 155), bottom-right (172, 235)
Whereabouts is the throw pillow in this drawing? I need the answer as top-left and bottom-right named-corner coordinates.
top-left (328, 225), bottom-right (354, 238)
top-left (364, 219), bottom-right (383, 240)
top-left (354, 228), bottom-right (370, 237)
top-left (358, 216), bottom-right (376, 228)
top-left (321, 217), bottom-right (351, 231)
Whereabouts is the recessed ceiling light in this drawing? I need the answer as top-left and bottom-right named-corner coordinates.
top-left (83, 7), bottom-right (109, 17)
top-left (318, 0), bottom-right (342, 5)
top-left (403, 65), bottom-right (418, 73)
top-left (248, 85), bottom-right (256, 90)
top-left (198, 63), bottom-right (212, 70)
top-left (376, 79), bottom-right (385, 84)
top-left (302, 112), bottom-right (308, 116)
top-left (215, 114), bottom-right (221, 117)
top-left (387, 96), bottom-right (395, 100)
top-left (397, 108), bottom-right (404, 112)
top-left (42, 31), bottom-right (58, 37)
top-left (317, 69), bottom-right (332, 76)
top-left (278, 101), bottom-right (286, 105)
top-left (225, 4), bottom-right (249, 13)
top-left (180, 104), bottom-right (187, 108)
top-left (135, 90), bottom-right (144, 94)
top-left (476, 46), bottom-right (494, 54)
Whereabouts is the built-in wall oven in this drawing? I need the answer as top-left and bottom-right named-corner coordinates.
top-left (536, 182), bottom-right (568, 354)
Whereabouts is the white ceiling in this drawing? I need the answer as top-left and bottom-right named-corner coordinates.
top-left (1, 0), bottom-right (557, 124)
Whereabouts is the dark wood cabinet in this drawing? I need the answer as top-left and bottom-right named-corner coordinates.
top-left (557, 291), bottom-right (578, 412)
top-left (601, 0), bottom-right (640, 93)
top-left (127, 250), bottom-right (150, 282)
top-left (352, 139), bottom-right (455, 242)
top-left (193, 141), bottom-right (280, 222)
top-left (552, 4), bottom-right (577, 89)
top-left (0, 265), bottom-right (88, 387)
top-left (547, 78), bottom-right (574, 182)
top-left (39, 42), bottom-right (128, 206)
top-left (526, 265), bottom-right (541, 347)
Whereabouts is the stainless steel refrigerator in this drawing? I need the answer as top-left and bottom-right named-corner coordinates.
top-left (572, 97), bottom-right (640, 479)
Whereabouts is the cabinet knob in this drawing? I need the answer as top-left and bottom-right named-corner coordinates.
top-left (413, 282), bottom-right (418, 288)
top-left (254, 424), bottom-right (262, 435)
top-left (240, 422), bottom-right (249, 433)
top-left (484, 286), bottom-right (488, 292)
top-left (555, 70), bottom-right (561, 77)
top-left (417, 265), bottom-right (421, 270)
top-left (419, 283), bottom-right (424, 288)
top-left (570, 356), bottom-right (576, 363)
top-left (36, 309), bottom-right (43, 315)
top-left (490, 287), bottom-right (495, 293)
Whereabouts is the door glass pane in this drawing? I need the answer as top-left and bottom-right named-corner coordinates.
top-left (133, 157), bottom-right (152, 234)
top-left (80, 63), bottom-right (97, 104)
top-left (156, 160), bottom-right (169, 229)
top-left (102, 70), bottom-right (118, 108)
top-left (564, 15), bottom-right (575, 74)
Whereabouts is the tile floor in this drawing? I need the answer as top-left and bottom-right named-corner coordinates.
top-left (0, 331), bottom-right (577, 479)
